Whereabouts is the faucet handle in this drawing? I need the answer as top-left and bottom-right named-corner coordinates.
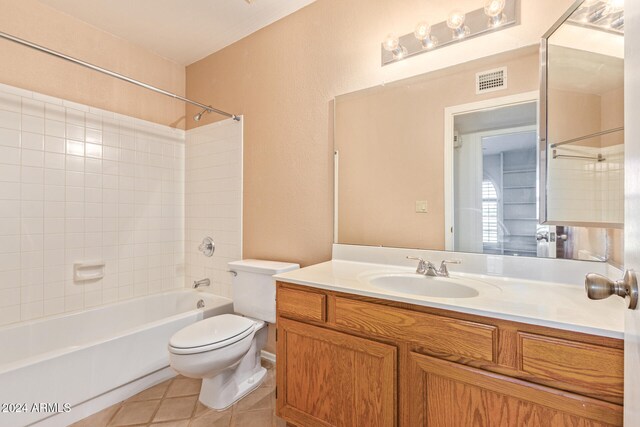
top-left (407, 256), bottom-right (426, 274)
top-left (438, 259), bottom-right (462, 277)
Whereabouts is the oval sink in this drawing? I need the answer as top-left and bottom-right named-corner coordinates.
top-left (361, 273), bottom-right (496, 299)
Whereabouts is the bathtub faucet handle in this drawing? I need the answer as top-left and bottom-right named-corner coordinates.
top-left (193, 278), bottom-right (211, 289)
top-left (198, 237), bottom-right (215, 257)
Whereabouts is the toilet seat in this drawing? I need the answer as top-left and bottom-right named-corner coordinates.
top-left (169, 314), bottom-right (256, 355)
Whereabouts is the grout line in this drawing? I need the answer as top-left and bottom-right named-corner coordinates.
top-left (145, 378), bottom-right (174, 425)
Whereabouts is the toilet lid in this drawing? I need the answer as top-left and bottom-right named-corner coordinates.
top-left (169, 314), bottom-right (255, 350)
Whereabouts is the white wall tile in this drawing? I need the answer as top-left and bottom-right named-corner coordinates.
top-left (0, 128), bottom-right (20, 147)
top-left (185, 119), bottom-right (242, 299)
top-left (22, 115), bottom-right (44, 134)
top-left (0, 92), bottom-right (21, 112)
top-left (0, 83), bottom-right (185, 326)
top-left (22, 132), bottom-right (44, 150)
top-left (0, 146), bottom-right (20, 164)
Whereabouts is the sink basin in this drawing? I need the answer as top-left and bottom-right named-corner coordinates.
top-left (361, 272), bottom-right (496, 299)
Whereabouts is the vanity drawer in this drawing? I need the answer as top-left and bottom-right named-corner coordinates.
top-left (518, 332), bottom-right (624, 404)
top-left (277, 286), bottom-right (326, 323)
top-left (334, 297), bottom-right (496, 363)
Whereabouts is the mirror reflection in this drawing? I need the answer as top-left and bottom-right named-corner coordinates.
top-left (335, 41), bottom-right (622, 264)
top-left (453, 103), bottom-right (540, 256)
top-left (542, 0), bottom-right (624, 226)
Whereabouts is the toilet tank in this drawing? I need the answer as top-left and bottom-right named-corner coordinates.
top-left (228, 259), bottom-right (299, 323)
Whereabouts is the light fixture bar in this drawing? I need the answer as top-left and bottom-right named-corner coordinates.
top-left (381, 0), bottom-right (520, 66)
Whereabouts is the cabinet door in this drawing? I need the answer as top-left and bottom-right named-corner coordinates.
top-left (276, 318), bottom-right (396, 427)
top-left (408, 352), bottom-right (622, 427)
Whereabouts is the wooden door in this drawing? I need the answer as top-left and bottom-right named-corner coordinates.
top-left (276, 318), bottom-right (396, 427)
top-left (625, 0), bottom-right (640, 421)
top-left (408, 352), bottom-right (622, 427)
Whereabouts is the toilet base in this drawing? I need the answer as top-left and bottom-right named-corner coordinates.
top-left (197, 323), bottom-right (269, 411)
top-left (199, 366), bottom-right (267, 410)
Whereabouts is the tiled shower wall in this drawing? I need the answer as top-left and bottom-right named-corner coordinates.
top-left (548, 144), bottom-right (624, 223)
top-left (0, 83), bottom-right (185, 326)
top-left (185, 120), bottom-right (242, 299)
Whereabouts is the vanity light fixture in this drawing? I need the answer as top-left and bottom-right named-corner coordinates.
top-left (414, 21), bottom-right (438, 49)
top-left (381, 0), bottom-right (520, 66)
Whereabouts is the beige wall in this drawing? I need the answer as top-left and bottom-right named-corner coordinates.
top-left (335, 49), bottom-right (539, 250)
top-left (0, 0), bottom-right (185, 128)
top-left (187, 0), bottom-right (576, 266)
top-left (548, 87), bottom-right (624, 148)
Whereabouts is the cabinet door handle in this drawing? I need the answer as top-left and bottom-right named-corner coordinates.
top-left (585, 270), bottom-right (638, 309)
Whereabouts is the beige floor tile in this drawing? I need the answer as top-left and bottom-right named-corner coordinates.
top-left (149, 420), bottom-right (190, 427)
top-left (234, 386), bottom-right (273, 413)
top-left (193, 402), bottom-right (212, 418)
top-left (75, 360), bottom-right (279, 427)
top-left (231, 409), bottom-right (273, 427)
top-left (71, 404), bottom-right (121, 427)
top-left (153, 395), bottom-right (198, 423)
top-left (109, 399), bottom-right (160, 426)
top-left (262, 368), bottom-right (276, 388)
top-left (166, 377), bottom-right (201, 397)
top-left (127, 380), bottom-right (172, 402)
top-left (189, 411), bottom-right (232, 427)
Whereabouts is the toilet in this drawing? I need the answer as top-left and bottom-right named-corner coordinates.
top-left (168, 259), bottom-right (299, 410)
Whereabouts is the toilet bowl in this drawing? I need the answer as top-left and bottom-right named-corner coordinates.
top-left (168, 259), bottom-right (299, 410)
top-left (169, 314), bottom-right (268, 410)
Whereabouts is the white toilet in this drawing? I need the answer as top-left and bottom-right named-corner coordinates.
top-left (168, 259), bottom-right (299, 410)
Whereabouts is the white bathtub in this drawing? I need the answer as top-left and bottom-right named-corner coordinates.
top-left (0, 290), bottom-right (233, 427)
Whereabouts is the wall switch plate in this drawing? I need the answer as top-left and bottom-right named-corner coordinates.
top-left (415, 200), bottom-right (428, 213)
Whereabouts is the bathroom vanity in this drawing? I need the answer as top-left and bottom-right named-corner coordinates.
top-left (273, 254), bottom-right (624, 427)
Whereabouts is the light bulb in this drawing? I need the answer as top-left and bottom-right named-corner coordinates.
top-left (484, 0), bottom-right (506, 17)
top-left (484, 0), bottom-right (506, 27)
top-left (447, 10), bottom-right (466, 29)
top-left (447, 10), bottom-right (469, 39)
top-left (414, 21), bottom-right (438, 49)
top-left (414, 22), bottom-right (431, 40)
top-left (382, 33), bottom-right (407, 60)
top-left (382, 33), bottom-right (400, 52)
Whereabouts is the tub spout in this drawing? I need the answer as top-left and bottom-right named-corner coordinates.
top-left (193, 278), bottom-right (210, 289)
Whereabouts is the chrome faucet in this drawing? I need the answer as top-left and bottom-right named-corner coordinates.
top-left (193, 278), bottom-right (210, 289)
top-left (406, 256), bottom-right (439, 276)
top-left (407, 257), bottom-right (462, 277)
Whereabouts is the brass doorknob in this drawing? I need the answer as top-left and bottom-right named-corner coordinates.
top-left (585, 270), bottom-right (638, 310)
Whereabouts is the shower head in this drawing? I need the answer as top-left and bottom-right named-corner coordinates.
top-left (193, 107), bottom-right (211, 122)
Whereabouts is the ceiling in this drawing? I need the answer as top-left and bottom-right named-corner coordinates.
top-left (37, 0), bottom-right (316, 65)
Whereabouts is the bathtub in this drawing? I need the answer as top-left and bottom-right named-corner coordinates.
top-left (0, 290), bottom-right (233, 427)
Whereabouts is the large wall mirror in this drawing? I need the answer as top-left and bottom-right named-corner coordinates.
top-left (335, 1), bottom-right (624, 265)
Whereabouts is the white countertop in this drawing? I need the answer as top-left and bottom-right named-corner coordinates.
top-left (274, 259), bottom-right (625, 339)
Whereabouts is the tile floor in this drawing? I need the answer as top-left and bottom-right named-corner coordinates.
top-left (72, 361), bottom-right (285, 427)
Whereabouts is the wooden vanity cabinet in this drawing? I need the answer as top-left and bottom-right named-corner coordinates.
top-left (275, 282), bottom-right (624, 427)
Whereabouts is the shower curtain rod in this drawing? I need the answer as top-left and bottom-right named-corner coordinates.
top-left (0, 30), bottom-right (240, 121)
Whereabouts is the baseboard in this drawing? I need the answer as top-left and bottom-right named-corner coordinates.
top-left (261, 350), bottom-right (276, 364)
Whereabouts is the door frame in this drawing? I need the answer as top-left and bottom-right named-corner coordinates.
top-left (443, 91), bottom-right (539, 250)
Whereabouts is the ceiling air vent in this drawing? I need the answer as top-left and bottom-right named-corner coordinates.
top-left (476, 67), bottom-right (507, 94)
